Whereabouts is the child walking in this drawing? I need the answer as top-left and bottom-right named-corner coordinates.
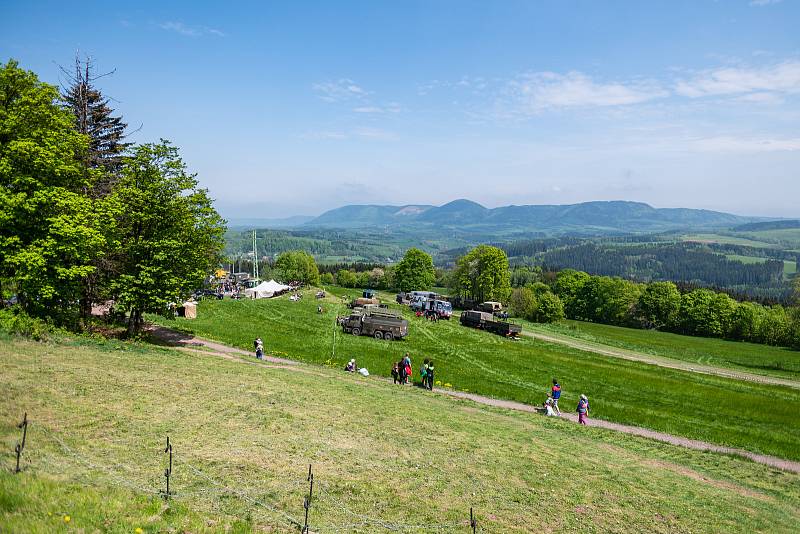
top-left (426, 361), bottom-right (435, 390)
top-left (576, 394), bottom-right (589, 425)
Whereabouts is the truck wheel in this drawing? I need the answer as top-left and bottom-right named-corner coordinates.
top-left (373, 331), bottom-right (383, 340)
top-left (352, 328), bottom-right (361, 336)
top-left (383, 332), bottom-right (393, 341)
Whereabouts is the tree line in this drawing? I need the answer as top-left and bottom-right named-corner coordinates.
top-left (0, 59), bottom-right (225, 335)
top-left (274, 241), bottom-right (800, 349)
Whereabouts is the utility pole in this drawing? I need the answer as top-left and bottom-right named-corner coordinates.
top-left (252, 230), bottom-right (259, 280)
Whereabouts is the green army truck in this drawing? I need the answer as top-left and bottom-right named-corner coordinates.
top-left (338, 308), bottom-right (408, 340)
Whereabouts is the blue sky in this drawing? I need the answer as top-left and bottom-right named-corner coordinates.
top-left (2, 0), bottom-right (799, 218)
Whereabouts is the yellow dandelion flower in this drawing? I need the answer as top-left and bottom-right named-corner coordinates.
top-left (135, 528), bottom-right (144, 534)
top-left (444, 383), bottom-right (453, 388)
top-left (64, 515), bottom-right (71, 523)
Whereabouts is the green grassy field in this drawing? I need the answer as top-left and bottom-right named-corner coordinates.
top-left (680, 233), bottom-right (777, 248)
top-left (724, 254), bottom-right (797, 278)
top-left (524, 319), bottom-right (800, 380)
top-left (150, 288), bottom-right (800, 461)
top-left (738, 228), bottom-right (800, 249)
top-left (3, 336), bottom-right (800, 532)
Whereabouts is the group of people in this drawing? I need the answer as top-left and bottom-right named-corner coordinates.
top-left (390, 353), bottom-right (435, 390)
top-left (543, 378), bottom-right (590, 424)
top-left (344, 358), bottom-right (369, 376)
top-left (414, 310), bottom-right (440, 322)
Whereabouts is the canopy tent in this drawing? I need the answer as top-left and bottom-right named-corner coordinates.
top-left (245, 279), bottom-right (291, 299)
top-left (181, 301), bottom-right (197, 319)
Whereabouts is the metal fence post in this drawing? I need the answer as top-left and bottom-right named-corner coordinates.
top-left (14, 413), bottom-right (28, 473)
top-left (302, 464), bottom-right (313, 533)
top-left (163, 436), bottom-right (173, 499)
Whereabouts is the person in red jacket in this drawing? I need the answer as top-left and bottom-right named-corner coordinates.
top-left (551, 378), bottom-right (562, 416)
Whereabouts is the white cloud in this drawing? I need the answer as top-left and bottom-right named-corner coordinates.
top-left (691, 136), bottom-right (800, 152)
top-left (507, 71), bottom-right (667, 113)
top-left (353, 102), bottom-right (401, 114)
top-left (313, 79), bottom-right (369, 102)
top-left (749, 0), bottom-right (782, 6)
top-left (675, 61), bottom-right (800, 98)
top-left (159, 21), bottom-right (225, 37)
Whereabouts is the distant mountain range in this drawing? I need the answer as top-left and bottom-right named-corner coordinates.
top-left (226, 215), bottom-right (316, 229)
top-left (302, 199), bottom-right (767, 236)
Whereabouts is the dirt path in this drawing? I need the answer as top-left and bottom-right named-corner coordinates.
top-left (147, 324), bottom-right (800, 474)
top-left (524, 330), bottom-right (800, 390)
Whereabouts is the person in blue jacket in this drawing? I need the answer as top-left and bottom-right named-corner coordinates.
top-left (551, 378), bottom-right (562, 416)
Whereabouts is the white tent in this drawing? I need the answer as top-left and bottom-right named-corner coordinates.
top-left (245, 279), bottom-right (290, 299)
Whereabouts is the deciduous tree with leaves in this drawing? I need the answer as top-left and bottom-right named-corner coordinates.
top-left (109, 141), bottom-right (225, 335)
top-left (274, 250), bottom-right (320, 286)
top-left (393, 248), bottom-right (436, 292)
top-left (0, 60), bottom-right (107, 325)
top-left (451, 245), bottom-right (511, 303)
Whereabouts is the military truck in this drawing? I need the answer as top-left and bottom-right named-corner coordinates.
top-left (459, 310), bottom-right (521, 338)
top-left (350, 296), bottom-right (380, 308)
top-left (338, 308), bottom-right (408, 340)
top-left (477, 301), bottom-right (504, 313)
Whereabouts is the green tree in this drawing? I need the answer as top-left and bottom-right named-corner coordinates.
top-left (637, 281), bottom-right (681, 329)
top-left (60, 55), bottom-right (130, 188)
top-left (320, 272), bottom-right (334, 285)
top-left (579, 276), bottom-right (641, 326)
top-left (451, 245), bottom-right (511, 303)
top-left (109, 141), bottom-right (225, 335)
top-left (552, 269), bottom-right (591, 319)
top-left (393, 248), bottom-right (436, 292)
top-left (534, 292), bottom-right (565, 323)
top-left (336, 269), bottom-right (357, 288)
top-left (678, 289), bottom-right (736, 338)
top-left (274, 250), bottom-right (320, 286)
top-left (509, 287), bottom-right (537, 319)
top-left (0, 60), bottom-right (106, 324)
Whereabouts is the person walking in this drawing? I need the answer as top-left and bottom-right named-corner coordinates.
top-left (420, 359), bottom-right (429, 388)
top-left (398, 360), bottom-right (407, 385)
top-left (391, 362), bottom-right (400, 384)
top-left (426, 361), bottom-right (435, 390)
top-left (403, 353), bottom-right (412, 385)
top-left (254, 337), bottom-right (264, 360)
top-left (576, 394), bottom-right (589, 425)
top-left (551, 378), bottom-right (562, 416)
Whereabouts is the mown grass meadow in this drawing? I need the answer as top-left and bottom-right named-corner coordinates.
top-left (150, 287), bottom-right (800, 461)
top-left (2, 336), bottom-right (799, 532)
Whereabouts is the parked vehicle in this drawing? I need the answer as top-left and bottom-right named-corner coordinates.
top-left (350, 296), bottom-right (380, 308)
top-left (477, 301), bottom-right (504, 313)
top-left (459, 310), bottom-right (521, 338)
top-left (413, 298), bottom-right (452, 319)
top-left (338, 308), bottom-right (408, 340)
top-left (450, 296), bottom-right (478, 310)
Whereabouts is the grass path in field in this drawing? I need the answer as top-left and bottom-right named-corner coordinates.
top-left (519, 326), bottom-right (800, 389)
top-left (2, 337), bottom-right (800, 532)
top-left (149, 324), bottom-right (800, 473)
top-left (148, 288), bottom-right (800, 462)
top-left (523, 319), bottom-right (800, 382)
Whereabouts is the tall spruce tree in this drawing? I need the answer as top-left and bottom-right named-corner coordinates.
top-left (61, 54), bottom-right (130, 192)
top-left (61, 55), bottom-right (131, 322)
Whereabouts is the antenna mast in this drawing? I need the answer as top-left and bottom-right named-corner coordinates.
top-left (252, 230), bottom-right (259, 280)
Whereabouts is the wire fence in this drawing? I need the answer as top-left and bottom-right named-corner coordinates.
top-left (9, 418), bottom-right (483, 533)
